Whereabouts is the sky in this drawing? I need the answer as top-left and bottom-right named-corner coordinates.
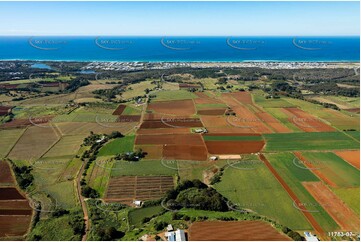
top-left (0, 1), bottom-right (359, 36)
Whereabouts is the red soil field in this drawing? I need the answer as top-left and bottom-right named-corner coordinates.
top-left (334, 150), bottom-right (360, 169)
top-left (0, 160), bottom-right (14, 184)
top-left (189, 221), bottom-right (291, 241)
top-left (197, 109), bottom-right (226, 115)
top-left (231, 91), bottom-right (254, 104)
top-left (303, 181), bottom-right (360, 232)
top-left (148, 99), bottom-right (196, 116)
top-left (0, 216), bottom-right (32, 238)
top-left (137, 128), bottom-right (190, 135)
top-left (163, 144), bottom-right (208, 161)
top-left (205, 140), bottom-right (265, 154)
top-left (254, 111), bottom-right (292, 133)
top-left (143, 113), bottom-right (164, 120)
top-left (117, 115), bottom-right (141, 122)
top-left (201, 116), bottom-right (230, 128)
top-left (140, 118), bottom-right (203, 129)
top-left (259, 154), bottom-right (325, 237)
top-left (112, 104), bottom-right (126, 115)
top-left (0, 188), bottom-right (26, 200)
top-left (0, 116), bottom-right (53, 129)
top-left (282, 108), bottom-right (334, 132)
top-left (207, 127), bottom-right (254, 134)
top-left (135, 145), bottom-right (163, 159)
top-left (105, 176), bottom-right (174, 204)
top-left (294, 152), bottom-right (338, 187)
top-left (136, 134), bottom-right (205, 146)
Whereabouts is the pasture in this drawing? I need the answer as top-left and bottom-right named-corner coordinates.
top-left (0, 129), bottom-right (25, 158)
top-left (97, 136), bottom-right (135, 156)
top-left (151, 90), bottom-right (197, 101)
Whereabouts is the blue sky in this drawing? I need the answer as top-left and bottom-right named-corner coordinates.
top-left (0, 1), bottom-right (359, 36)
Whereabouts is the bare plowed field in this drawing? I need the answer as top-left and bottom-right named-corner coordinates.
top-left (140, 118), bottom-right (203, 129)
top-left (189, 221), bottom-right (291, 241)
top-left (148, 99), bottom-right (196, 116)
top-left (303, 181), bottom-right (359, 231)
top-left (135, 145), bottom-right (163, 159)
top-left (137, 128), bottom-right (190, 135)
top-left (0, 161), bottom-right (32, 239)
top-left (105, 176), bottom-right (174, 203)
top-left (0, 116), bottom-right (53, 129)
top-left (197, 109), bottom-right (226, 115)
top-left (0, 160), bottom-right (14, 184)
top-left (112, 105), bottom-right (126, 115)
top-left (231, 91), bottom-right (253, 104)
top-left (117, 115), bottom-right (141, 122)
top-left (205, 140), bottom-right (265, 154)
top-left (283, 108), bottom-right (334, 132)
top-left (163, 144), bottom-right (208, 161)
top-left (334, 150), bottom-right (360, 169)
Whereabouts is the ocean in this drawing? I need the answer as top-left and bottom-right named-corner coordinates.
top-left (0, 36), bottom-right (359, 62)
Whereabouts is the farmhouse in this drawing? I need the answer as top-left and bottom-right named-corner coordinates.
top-left (165, 229), bottom-right (186, 241)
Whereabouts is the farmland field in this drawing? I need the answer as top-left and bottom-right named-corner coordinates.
top-left (263, 132), bottom-right (359, 151)
top-left (97, 136), bottom-right (135, 156)
top-left (189, 221), bottom-right (291, 241)
top-left (0, 128), bottom-right (25, 158)
top-left (105, 176), bottom-right (174, 203)
top-left (214, 157), bottom-right (312, 230)
top-left (128, 205), bottom-right (164, 227)
top-left (298, 152), bottom-right (359, 188)
top-left (266, 153), bottom-right (340, 232)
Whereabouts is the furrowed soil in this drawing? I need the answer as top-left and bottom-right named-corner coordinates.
top-left (303, 181), bottom-right (359, 232)
top-left (189, 221), bottom-right (291, 241)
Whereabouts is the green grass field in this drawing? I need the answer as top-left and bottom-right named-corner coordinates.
top-left (264, 108), bottom-right (301, 132)
top-left (252, 90), bottom-right (295, 108)
top-left (122, 105), bottom-right (142, 115)
top-left (214, 158), bottom-right (312, 230)
top-left (332, 187), bottom-right (360, 215)
top-left (263, 132), bottom-right (359, 152)
top-left (266, 153), bottom-right (339, 232)
top-left (0, 128), bottom-right (25, 158)
top-left (128, 206), bottom-right (164, 227)
top-left (122, 80), bottom-right (156, 100)
top-left (43, 135), bottom-right (84, 159)
top-left (110, 159), bottom-right (177, 177)
top-left (203, 135), bottom-right (263, 141)
top-left (97, 136), bottom-right (135, 156)
top-left (301, 152), bottom-right (359, 188)
top-left (151, 90), bottom-right (197, 101)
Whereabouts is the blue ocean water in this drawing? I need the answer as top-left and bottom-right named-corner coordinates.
top-left (0, 36), bottom-right (359, 62)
